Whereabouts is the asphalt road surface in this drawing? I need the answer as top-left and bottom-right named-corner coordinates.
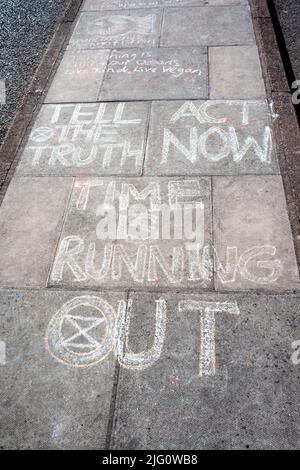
top-left (0, 0), bottom-right (70, 144)
top-left (274, 0), bottom-right (300, 83)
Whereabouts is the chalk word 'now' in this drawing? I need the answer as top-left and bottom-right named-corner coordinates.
top-left (159, 101), bottom-right (273, 165)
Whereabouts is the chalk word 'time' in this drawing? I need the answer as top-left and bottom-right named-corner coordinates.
top-left (46, 295), bottom-right (240, 376)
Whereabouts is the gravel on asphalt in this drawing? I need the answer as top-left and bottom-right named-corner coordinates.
top-left (0, 0), bottom-right (70, 144)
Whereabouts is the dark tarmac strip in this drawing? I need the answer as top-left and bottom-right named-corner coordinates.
top-left (0, 0), bottom-right (71, 144)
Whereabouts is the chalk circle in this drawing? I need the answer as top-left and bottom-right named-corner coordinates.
top-left (30, 126), bottom-right (55, 143)
top-left (46, 296), bottom-right (116, 368)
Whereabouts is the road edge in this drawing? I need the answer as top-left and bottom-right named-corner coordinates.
top-left (250, 0), bottom-right (300, 273)
top-left (0, 0), bottom-right (83, 202)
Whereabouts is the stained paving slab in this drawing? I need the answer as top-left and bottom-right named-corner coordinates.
top-left (67, 9), bottom-right (163, 49)
top-left (0, 177), bottom-right (72, 288)
top-left (209, 46), bottom-right (266, 99)
top-left (0, 289), bottom-right (124, 450)
top-left (111, 292), bottom-right (300, 450)
top-left (0, 0), bottom-right (299, 450)
top-left (45, 50), bottom-right (110, 103)
top-left (161, 5), bottom-right (255, 47)
top-left (213, 175), bottom-right (300, 291)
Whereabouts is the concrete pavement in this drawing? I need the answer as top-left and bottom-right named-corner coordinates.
top-left (0, 0), bottom-right (299, 450)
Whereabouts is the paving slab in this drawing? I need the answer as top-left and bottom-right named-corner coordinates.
top-left (82, 0), bottom-right (248, 10)
top-left (49, 177), bottom-right (213, 289)
top-left (209, 46), bottom-right (266, 99)
top-left (213, 175), bottom-right (300, 291)
top-left (0, 289), bottom-right (125, 449)
top-left (0, 177), bottom-right (73, 288)
top-left (45, 50), bottom-right (110, 103)
top-left (110, 292), bottom-right (300, 450)
top-left (161, 6), bottom-right (255, 47)
top-left (67, 10), bottom-right (162, 50)
top-left (99, 47), bottom-right (208, 101)
top-left (16, 102), bottom-right (150, 177)
top-left (144, 99), bottom-right (279, 176)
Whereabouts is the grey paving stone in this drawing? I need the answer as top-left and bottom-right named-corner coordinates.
top-left (0, 177), bottom-right (72, 288)
top-left (0, 289), bottom-right (125, 449)
top-left (110, 292), bottom-right (300, 450)
top-left (49, 177), bottom-right (213, 289)
top-left (209, 46), bottom-right (266, 99)
top-left (82, 0), bottom-right (248, 10)
top-left (16, 102), bottom-right (150, 177)
top-left (99, 47), bottom-right (208, 101)
top-left (144, 99), bottom-right (279, 176)
top-left (45, 50), bottom-right (109, 103)
top-left (213, 175), bottom-right (300, 291)
top-left (68, 10), bottom-right (162, 50)
top-left (161, 6), bottom-right (255, 47)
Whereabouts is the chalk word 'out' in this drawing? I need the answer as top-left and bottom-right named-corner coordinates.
top-left (46, 295), bottom-right (240, 376)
